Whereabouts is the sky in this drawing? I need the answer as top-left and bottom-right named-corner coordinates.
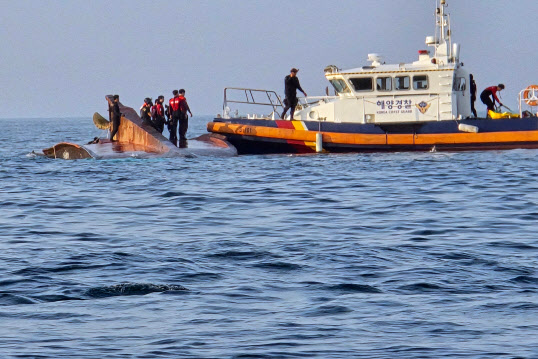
top-left (1, 0), bottom-right (537, 118)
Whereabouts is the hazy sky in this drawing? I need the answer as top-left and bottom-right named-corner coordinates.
top-left (1, 0), bottom-right (537, 118)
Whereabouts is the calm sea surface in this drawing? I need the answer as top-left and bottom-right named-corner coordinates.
top-left (1, 117), bottom-right (537, 358)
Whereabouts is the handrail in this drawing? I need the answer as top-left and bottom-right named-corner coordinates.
top-left (295, 96), bottom-right (339, 112)
top-left (223, 88), bottom-right (285, 117)
top-left (223, 88), bottom-right (452, 119)
top-left (518, 87), bottom-right (538, 117)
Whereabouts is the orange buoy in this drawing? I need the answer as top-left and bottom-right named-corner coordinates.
top-left (523, 85), bottom-right (538, 106)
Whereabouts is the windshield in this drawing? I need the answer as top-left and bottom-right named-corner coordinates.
top-left (329, 79), bottom-right (350, 94)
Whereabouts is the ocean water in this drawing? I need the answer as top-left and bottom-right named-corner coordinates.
top-left (1, 117), bottom-right (537, 358)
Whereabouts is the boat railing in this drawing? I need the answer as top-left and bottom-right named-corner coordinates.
top-left (296, 96), bottom-right (339, 111)
top-left (518, 87), bottom-right (538, 117)
top-left (223, 88), bottom-right (284, 118)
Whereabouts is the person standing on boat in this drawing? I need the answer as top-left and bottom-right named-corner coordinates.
top-left (168, 90), bottom-right (181, 146)
top-left (110, 94), bottom-right (121, 141)
top-left (470, 74), bottom-right (478, 117)
top-left (177, 89), bottom-right (193, 148)
top-left (480, 84), bottom-right (505, 115)
top-left (281, 68), bottom-right (307, 120)
top-left (164, 104), bottom-right (172, 133)
top-left (151, 96), bottom-right (166, 134)
top-left (140, 97), bottom-right (158, 130)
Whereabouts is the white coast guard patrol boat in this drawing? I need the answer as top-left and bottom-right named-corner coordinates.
top-left (208, 0), bottom-right (538, 154)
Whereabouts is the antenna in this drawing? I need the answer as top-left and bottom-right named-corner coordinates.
top-left (429, 0), bottom-right (453, 62)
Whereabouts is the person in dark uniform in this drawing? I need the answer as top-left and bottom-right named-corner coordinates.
top-left (177, 89), bottom-right (193, 148)
top-left (110, 94), bottom-right (121, 141)
top-left (480, 84), bottom-right (504, 116)
top-left (168, 90), bottom-right (181, 146)
top-left (281, 68), bottom-right (307, 120)
top-left (470, 74), bottom-right (478, 117)
top-left (140, 97), bottom-right (156, 129)
top-left (152, 95), bottom-right (166, 134)
top-left (164, 103), bottom-right (171, 132)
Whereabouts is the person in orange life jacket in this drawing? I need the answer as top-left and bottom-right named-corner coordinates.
top-left (110, 94), bottom-right (121, 141)
top-left (168, 90), bottom-right (181, 145)
top-left (151, 96), bottom-right (166, 134)
top-left (480, 84), bottom-right (504, 116)
top-left (281, 68), bottom-right (307, 120)
top-left (177, 89), bottom-right (193, 147)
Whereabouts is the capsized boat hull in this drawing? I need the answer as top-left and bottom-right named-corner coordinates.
top-left (43, 95), bottom-right (237, 159)
top-left (207, 117), bottom-right (538, 154)
top-left (43, 142), bottom-right (93, 159)
top-left (43, 134), bottom-right (236, 160)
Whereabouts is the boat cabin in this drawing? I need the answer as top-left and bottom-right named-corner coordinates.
top-left (294, 0), bottom-right (471, 125)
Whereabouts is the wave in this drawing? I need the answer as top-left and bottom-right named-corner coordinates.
top-left (326, 283), bottom-right (382, 294)
top-left (85, 283), bottom-right (188, 298)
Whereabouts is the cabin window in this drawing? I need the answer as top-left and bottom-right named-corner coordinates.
top-left (349, 77), bottom-right (373, 92)
top-left (413, 75), bottom-right (429, 90)
top-left (329, 79), bottom-right (350, 94)
top-left (376, 77), bottom-right (392, 91)
top-left (394, 76), bottom-right (410, 90)
top-left (453, 77), bottom-right (466, 91)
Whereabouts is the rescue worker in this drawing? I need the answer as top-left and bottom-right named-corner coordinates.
top-left (110, 94), bottom-right (121, 141)
top-left (168, 90), bottom-right (181, 146)
top-left (177, 89), bottom-right (193, 148)
top-left (151, 95), bottom-right (166, 134)
top-left (470, 74), bottom-right (477, 117)
top-left (281, 68), bottom-right (307, 120)
top-left (140, 97), bottom-right (155, 128)
top-left (480, 84), bottom-right (504, 116)
top-left (164, 104), bottom-right (171, 132)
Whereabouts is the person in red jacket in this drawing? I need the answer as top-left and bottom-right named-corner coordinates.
top-left (177, 89), bottom-right (193, 148)
top-left (480, 84), bottom-right (504, 116)
top-left (168, 90), bottom-right (181, 145)
top-left (151, 95), bottom-right (166, 134)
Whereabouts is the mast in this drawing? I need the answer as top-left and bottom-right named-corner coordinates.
top-left (428, 0), bottom-right (457, 65)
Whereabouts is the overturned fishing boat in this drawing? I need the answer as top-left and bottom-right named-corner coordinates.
top-left (208, 0), bottom-right (538, 154)
top-left (43, 95), bottom-right (236, 159)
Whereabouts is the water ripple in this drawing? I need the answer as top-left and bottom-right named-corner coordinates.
top-left (85, 283), bottom-right (188, 298)
top-left (1, 118), bottom-right (538, 358)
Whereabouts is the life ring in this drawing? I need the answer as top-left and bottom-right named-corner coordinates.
top-left (523, 85), bottom-right (538, 106)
